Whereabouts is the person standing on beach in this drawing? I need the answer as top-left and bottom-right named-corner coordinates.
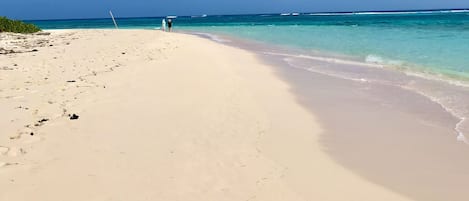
top-left (161, 19), bottom-right (166, 31)
top-left (167, 19), bottom-right (173, 32)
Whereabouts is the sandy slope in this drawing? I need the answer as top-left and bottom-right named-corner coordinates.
top-left (0, 30), bottom-right (413, 201)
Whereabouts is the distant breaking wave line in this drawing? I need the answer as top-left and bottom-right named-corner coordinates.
top-left (308, 9), bottom-right (469, 16)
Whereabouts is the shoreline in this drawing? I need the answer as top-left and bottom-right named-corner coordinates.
top-left (188, 30), bottom-right (469, 86)
top-left (190, 31), bottom-right (469, 143)
top-left (191, 31), bottom-right (469, 200)
top-left (184, 29), bottom-right (469, 87)
top-left (1, 29), bottom-right (469, 201)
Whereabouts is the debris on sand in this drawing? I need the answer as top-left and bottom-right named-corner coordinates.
top-left (38, 118), bottom-right (49, 123)
top-left (69, 114), bottom-right (79, 120)
top-left (35, 118), bottom-right (49, 126)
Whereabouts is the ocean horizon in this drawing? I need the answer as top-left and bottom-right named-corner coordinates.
top-left (22, 8), bottom-right (469, 21)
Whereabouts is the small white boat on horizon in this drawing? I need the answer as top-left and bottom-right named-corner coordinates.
top-left (191, 14), bottom-right (208, 18)
top-left (281, 13), bottom-right (300, 16)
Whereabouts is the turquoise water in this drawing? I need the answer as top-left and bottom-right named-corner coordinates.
top-left (28, 10), bottom-right (469, 81)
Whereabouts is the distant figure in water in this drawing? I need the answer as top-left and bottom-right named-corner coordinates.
top-left (167, 19), bottom-right (173, 32)
top-left (161, 19), bottom-right (166, 31)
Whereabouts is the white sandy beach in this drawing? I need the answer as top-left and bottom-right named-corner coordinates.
top-left (0, 30), bottom-right (416, 200)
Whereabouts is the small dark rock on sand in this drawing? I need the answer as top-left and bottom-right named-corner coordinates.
top-left (69, 114), bottom-right (79, 120)
top-left (67, 80), bottom-right (76, 83)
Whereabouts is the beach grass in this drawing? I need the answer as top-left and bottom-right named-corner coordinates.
top-left (0, 16), bottom-right (41, 33)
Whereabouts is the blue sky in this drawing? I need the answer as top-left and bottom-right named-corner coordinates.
top-left (1, 0), bottom-right (468, 20)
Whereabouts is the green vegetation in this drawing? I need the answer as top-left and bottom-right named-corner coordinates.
top-left (0, 16), bottom-right (41, 33)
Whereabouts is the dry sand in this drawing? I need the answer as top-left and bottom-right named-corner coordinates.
top-left (1, 30), bottom-right (414, 200)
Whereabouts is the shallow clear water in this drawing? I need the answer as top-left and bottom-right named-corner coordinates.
top-left (180, 12), bottom-right (469, 82)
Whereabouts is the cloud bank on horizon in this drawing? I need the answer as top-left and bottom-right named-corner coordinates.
top-left (1, 0), bottom-right (468, 20)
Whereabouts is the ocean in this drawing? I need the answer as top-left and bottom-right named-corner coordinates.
top-left (27, 10), bottom-right (469, 141)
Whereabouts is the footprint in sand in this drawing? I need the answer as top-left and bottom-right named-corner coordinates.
top-left (7, 147), bottom-right (26, 157)
top-left (0, 146), bottom-right (10, 155)
top-left (0, 147), bottom-right (26, 157)
top-left (9, 132), bottom-right (22, 140)
top-left (0, 162), bottom-right (20, 168)
top-left (18, 134), bottom-right (42, 144)
top-left (10, 124), bottom-right (35, 139)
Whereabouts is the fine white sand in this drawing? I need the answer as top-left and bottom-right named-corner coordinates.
top-left (0, 30), bottom-right (413, 201)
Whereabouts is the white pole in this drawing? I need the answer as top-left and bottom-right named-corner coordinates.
top-left (109, 10), bottom-right (118, 29)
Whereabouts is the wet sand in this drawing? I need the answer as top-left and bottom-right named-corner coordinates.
top-left (270, 61), bottom-right (469, 201)
top-left (228, 35), bottom-right (469, 201)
